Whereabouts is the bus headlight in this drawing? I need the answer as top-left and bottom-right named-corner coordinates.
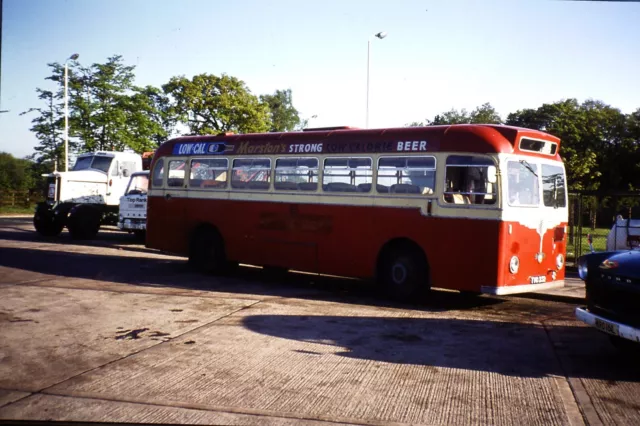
top-left (556, 254), bottom-right (564, 270)
top-left (509, 256), bottom-right (520, 274)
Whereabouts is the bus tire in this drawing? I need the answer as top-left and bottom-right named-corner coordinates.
top-left (378, 245), bottom-right (429, 302)
top-left (33, 205), bottom-right (64, 237)
top-left (188, 227), bottom-right (226, 274)
top-left (67, 206), bottom-right (101, 240)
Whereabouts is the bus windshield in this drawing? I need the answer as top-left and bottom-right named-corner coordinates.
top-left (507, 160), bottom-right (540, 206)
top-left (72, 155), bottom-right (113, 173)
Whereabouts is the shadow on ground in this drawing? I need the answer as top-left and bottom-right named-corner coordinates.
top-left (242, 314), bottom-right (640, 381)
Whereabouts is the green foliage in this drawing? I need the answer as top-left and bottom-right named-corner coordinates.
top-left (0, 153), bottom-right (35, 192)
top-left (25, 56), bottom-right (170, 158)
top-left (163, 73), bottom-right (271, 135)
top-left (409, 102), bottom-right (502, 126)
top-left (20, 88), bottom-right (67, 171)
top-left (260, 89), bottom-right (301, 132)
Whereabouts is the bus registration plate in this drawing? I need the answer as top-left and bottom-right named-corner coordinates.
top-left (595, 317), bottom-right (619, 336)
top-left (530, 275), bottom-right (546, 284)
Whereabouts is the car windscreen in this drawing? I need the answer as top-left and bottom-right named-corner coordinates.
top-left (126, 174), bottom-right (149, 195)
top-left (72, 156), bottom-right (113, 173)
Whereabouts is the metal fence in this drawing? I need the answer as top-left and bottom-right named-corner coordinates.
top-left (567, 191), bottom-right (640, 263)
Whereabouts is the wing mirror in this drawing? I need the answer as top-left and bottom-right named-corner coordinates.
top-left (122, 169), bottom-right (130, 178)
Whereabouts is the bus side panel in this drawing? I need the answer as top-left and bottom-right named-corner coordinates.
top-left (312, 204), bottom-right (500, 292)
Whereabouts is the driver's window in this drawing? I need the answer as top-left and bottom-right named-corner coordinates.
top-left (152, 159), bottom-right (164, 188)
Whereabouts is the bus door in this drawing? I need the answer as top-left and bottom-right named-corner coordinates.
top-left (149, 157), bottom-right (188, 253)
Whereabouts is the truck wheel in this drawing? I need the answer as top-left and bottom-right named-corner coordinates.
top-left (134, 230), bottom-right (146, 241)
top-left (67, 206), bottom-right (101, 240)
top-left (378, 245), bottom-right (430, 302)
top-left (188, 228), bottom-right (226, 274)
top-left (33, 208), bottom-right (64, 237)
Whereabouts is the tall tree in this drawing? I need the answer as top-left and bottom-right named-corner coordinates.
top-left (407, 103), bottom-right (500, 126)
top-left (163, 73), bottom-right (271, 135)
top-left (469, 103), bottom-right (502, 124)
top-left (27, 55), bottom-right (168, 156)
top-left (20, 88), bottom-right (67, 170)
top-left (260, 89), bottom-right (301, 132)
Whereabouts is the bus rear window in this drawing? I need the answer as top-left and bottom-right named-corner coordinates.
top-left (542, 164), bottom-right (566, 208)
top-left (168, 160), bottom-right (186, 187)
top-left (232, 158), bottom-right (271, 190)
top-left (152, 159), bottom-right (164, 188)
top-left (323, 157), bottom-right (372, 193)
top-left (377, 156), bottom-right (436, 195)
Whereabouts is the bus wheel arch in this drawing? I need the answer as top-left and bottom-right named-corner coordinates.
top-left (376, 238), bottom-right (431, 301)
top-left (188, 223), bottom-right (227, 274)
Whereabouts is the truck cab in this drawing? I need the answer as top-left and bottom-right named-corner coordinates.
top-left (118, 171), bottom-right (149, 238)
top-left (35, 151), bottom-right (144, 239)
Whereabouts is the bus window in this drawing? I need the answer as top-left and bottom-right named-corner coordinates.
top-left (231, 158), bottom-right (271, 190)
top-left (542, 164), bottom-right (566, 208)
top-left (323, 157), bottom-right (372, 193)
top-left (507, 160), bottom-right (540, 206)
top-left (167, 160), bottom-right (186, 187)
top-left (275, 158), bottom-right (318, 191)
top-left (444, 155), bottom-right (497, 205)
top-left (377, 156), bottom-right (436, 195)
top-left (152, 159), bottom-right (164, 188)
top-left (190, 158), bottom-right (229, 189)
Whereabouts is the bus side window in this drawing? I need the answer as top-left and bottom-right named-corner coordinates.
top-left (151, 159), bottom-right (164, 188)
top-left (274, 157), bottom-right (318, 191)
top-left (377, 156), bottom-right (436, 195)
top-left (444, 155), bottom-right (497, 205)
top-left (190, 158), bottom-right (229, 189)
top-left (323, 157), bottom-right (372, 193)
top-left (231, 158), bottom-right (271, 190)
top-left (167, 159), bottom-right (186, 187)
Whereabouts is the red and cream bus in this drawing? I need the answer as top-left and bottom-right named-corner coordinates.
top-left (146, 125), bottom-right (568, 300)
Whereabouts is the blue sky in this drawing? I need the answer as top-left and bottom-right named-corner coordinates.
top-left (1, 0), bottom-right (639, 158)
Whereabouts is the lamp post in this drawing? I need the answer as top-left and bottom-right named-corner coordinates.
top-left (64, 53), bottom-right (79, 172)
top-left (366, 31), bottom-right (387, 129)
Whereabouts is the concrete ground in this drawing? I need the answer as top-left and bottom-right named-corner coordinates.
top-left (0, 217), bottom-right (638, 425)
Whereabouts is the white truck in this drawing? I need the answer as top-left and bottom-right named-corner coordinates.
top-left (34, 151), bottom-right (146, 239)
top-left (117, 171), bottom-right (149, 239)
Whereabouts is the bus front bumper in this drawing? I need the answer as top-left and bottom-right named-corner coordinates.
top-left (481, 280), bottom-right (565, 295)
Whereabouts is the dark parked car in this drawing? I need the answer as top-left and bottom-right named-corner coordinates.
top-left (576, 249), bottom-right (640, 352)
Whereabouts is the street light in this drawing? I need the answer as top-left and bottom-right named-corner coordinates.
top-left (64, 53), bottom-right (79, 172)
top-left (366, 31), bottom-right (387, 129)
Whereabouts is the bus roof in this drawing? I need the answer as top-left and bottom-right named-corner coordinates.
top-left (153, 124), bottom-right (562, 161)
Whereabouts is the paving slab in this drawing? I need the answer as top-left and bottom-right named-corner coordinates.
top-left (0, 390), bottom-right (30, 408)
top-left (0, 284), bottom-right (255, 391)
top-left (46, 298), bottom-right (572, 425)
top-left (0, 394), bottom-right (354, 426)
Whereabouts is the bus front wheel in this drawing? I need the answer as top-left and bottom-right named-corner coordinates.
top-left (189, 228), bottom-right (226, 274)
top-left (379, 246), bottom-right (429, 302)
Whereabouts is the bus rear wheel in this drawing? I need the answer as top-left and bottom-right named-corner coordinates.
top-left (188, 228), bottom-right (226, 274)
top-left (379, 246), bottom-right (429, 302)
